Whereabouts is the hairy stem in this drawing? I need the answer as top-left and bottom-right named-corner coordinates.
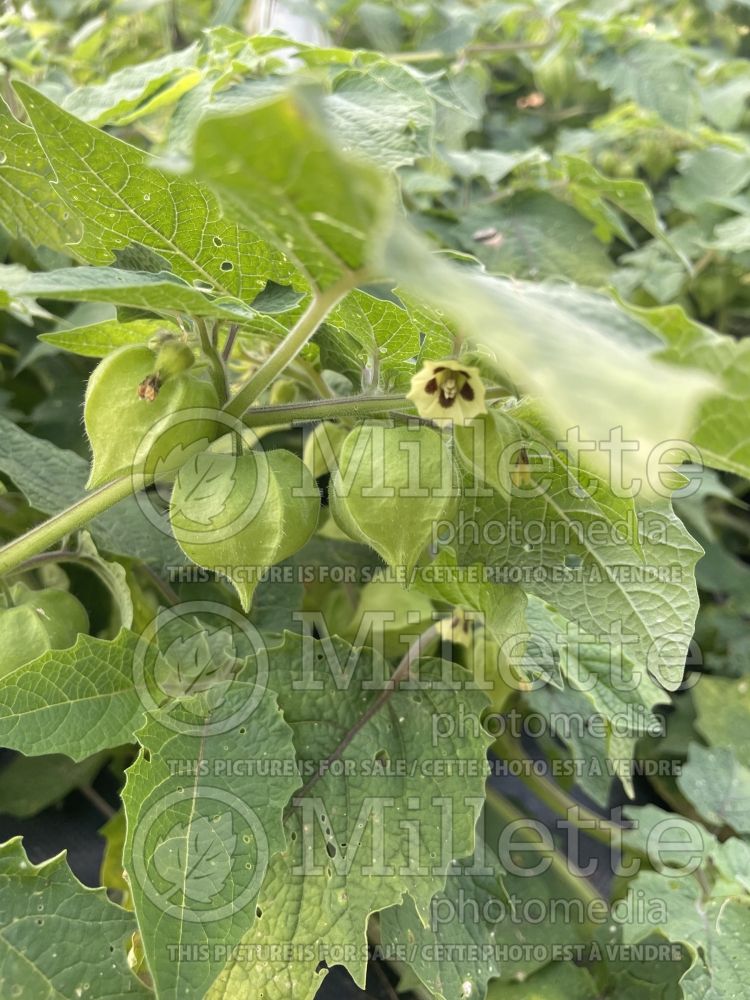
top-left (243, 392), bottom-right (412, 427)
top-left (224, 272), bottom-right (362, 419)
top-left (242, 384), bottom-right (508, 428)
top-left (0, 476), bottom-right (136, 579)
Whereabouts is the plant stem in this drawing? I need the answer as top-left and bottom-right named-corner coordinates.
top-left (221, 323), bottom-right (240, 363)
top-left (289, 621), bottom-right (444, 808)
top-left (484, 784), bottom-right (605, 910)
top-left (389, 32), bottom-right (555, 63)
top-left (243, 392), bottom-right (412, 427)
top-left (494, 733), bottom-right (630, 847)
top-left (79, 783), bottom-right (116, 820)
top-left (224, 273), bottom-right (361, 419)
top-left (196, 317), bottom-right (228, 403)
top-left (0, 476), bottom-right (136, 579)
top-left (241, 385), bottom-right (508, 428)
top-left (5, 550), bottom-right (82, 574)
top-left (0, 385), bottom-right (509, 578)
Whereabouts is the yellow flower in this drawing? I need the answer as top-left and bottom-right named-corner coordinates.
top-left (407, 359), bottom-right (487, 425)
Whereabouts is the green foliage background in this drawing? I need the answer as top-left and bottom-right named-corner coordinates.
top-left (1, 1), bottom-right (750, 999)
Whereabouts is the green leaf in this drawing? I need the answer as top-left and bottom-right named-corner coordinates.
top-left (701, 70), bottom-right (750, 131)
top-left (708, 214), bottom-right (750, 253)
top-left (15, 83), bottom-right (294, 302)
top-left (209, 633), bottom-right (492, 999)
top-left (0, 97), bottom-right (75, 253)
top-left (0, 750), bottom-right (109, 818)
top-left (0, 413), bottom-right (186, 570)
top-left (0, 263), bottom-right (258, 323)
top-left (670, 147), bottom-right (750, 212)
top-left (452, 403), bottom-right (702, 691)
top-left (693, 676), bottom-right (750, 769)
top-left (191, 90), bottom-right (395, 289)
top-left (0, 837), bottom-right (147, 997)
top-left (321, 56), bottom-right (435, 169)
top-left (414, 545), bottom-right (528, 665)
top-left (383, 799), bottom-right (593, 998)
top-left (623, 804), bottom-right (727, 876)
top-left (122, 672), bottom-right (300, 1000)
top-left (626, 302), bottom-right (750, 479)
top-left (555, 154), bottom-right (672, 247)
top-left (677, 743), bottom-right (750, 834)
top-left (591, 41), bottom-right (700, 129)
top-left (63, 45), bottom-right (202, 126)
top-left (524, 593), bottom-right (668, 799)
top-left (0, 630), bottom-right (145, 761)
top-left (444, 147), bottom-right (545, 186)
top-left (39, 317), bottom-right (175, 357)
top-left (380, 835), bottom-right (506, 1000)
top-left (323, 288), bottom-right (423, 390)
top-left (488, 961), bottom-right (598, 999)
top-left (198, 49), bottom-right (435, 171)
top-left (619, 870), bottom-right (750, 998)
top-left (456, 192), bottom-right (613, 284)
top-left (395, 287), bottom-right (455, 365)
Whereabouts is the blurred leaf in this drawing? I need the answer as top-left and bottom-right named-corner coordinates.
top-left (693, 676), bottom-right (750, 769)
top-left (677, 743), bottom-right (750, 834)
top-left (0, 750), bottom-right (109, 818)
top-left (63, 45), bottom-right (202, 125)
top-left (455, 192), bottom-right (613, 284)
top-left (191, 91), bottom-right (394, 289)
top-left (384, 226), bottom-right (713, 493)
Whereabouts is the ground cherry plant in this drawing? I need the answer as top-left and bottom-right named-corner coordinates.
top-left (1, 2), bottom-right (750, 999)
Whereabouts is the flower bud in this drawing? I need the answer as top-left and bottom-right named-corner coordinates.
top-left (270, 379), bottom-right (297, 405)
top-left (154, 341), bottom-right (195, 381)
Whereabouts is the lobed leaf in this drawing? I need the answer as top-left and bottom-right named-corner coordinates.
top-left (122, 670), bottom-right (300, 1000)
top-left (0, 837), bottom-right (147, 997)
top-left (209, 632), bottom-right (493, 999)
